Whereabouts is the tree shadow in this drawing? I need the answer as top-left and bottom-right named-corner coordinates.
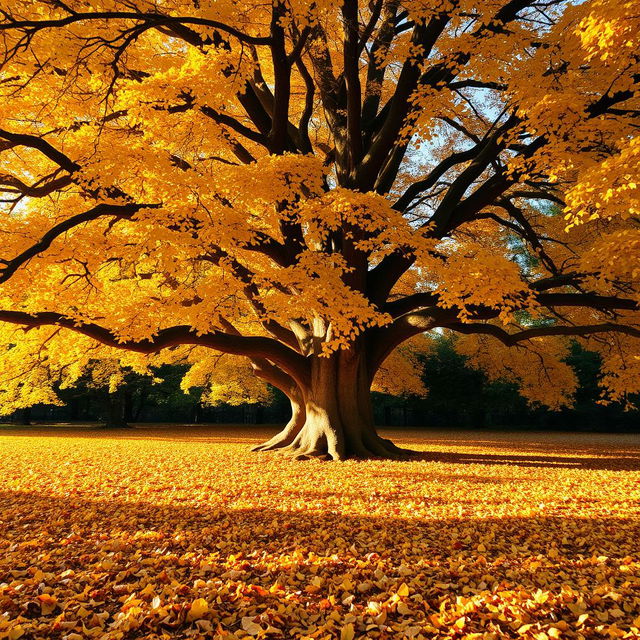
top-left (2, 425), bottom-right (640, 470)
top-left (1, 488), bottom-right (639, 638)
top-left (407, 449), bottom-right (640, 471)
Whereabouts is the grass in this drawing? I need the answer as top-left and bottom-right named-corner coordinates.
top-left (0, 426), bottom-right (639, 639)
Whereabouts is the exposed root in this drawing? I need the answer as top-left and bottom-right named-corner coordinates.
top-left (251, 432), bottom-right (295, 452)
top-left (358, 431), bottom-right (417, 460)
top-left (251, 417), bottom-right (304, 452)
top-left (379, 436), bottom-right (421, 457)
top-left (251, 419), bottom-right (418, 461)
top-left (252, 430), bottom-right (418, 461)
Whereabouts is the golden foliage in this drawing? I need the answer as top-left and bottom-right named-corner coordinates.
top-left (0, 0), bottom-right (638, 421)
top-left (372, 337), bottom-right (428, 397)
top-left (456, 336), bottom-right (578, 410)
top-left (1, 428), bottom-right (639, 639)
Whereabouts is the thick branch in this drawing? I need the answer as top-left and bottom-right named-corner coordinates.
top-left (0, 11), bottom-right (271, 45)
top-left (382, 290), bottom-right (638, 319)
top-left (443, 321), bottom-right (640, 345)
top-left (0, 203), bottom-right (158, 284)
top-left (269, 2), bottom-right (292, 155)
top-left (342, 0), bottom-right (363, 172)
top-left (0, 311), bottom-right (310, 386)
top-left (0, 128), bottom-right (79, 172)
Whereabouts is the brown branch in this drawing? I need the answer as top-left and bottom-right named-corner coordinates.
top-left (392, 146), bottom-right (480, 212)
top-left (369, 302), bottom-right (640, 380)
top-left (287, 26), bottom-right (311, 64)
top-left (358, 13), bottom-right (450, 189)
top-left (0, 11), bottom-right (271, 46)
top-left (0, 128), bottom-right (79, 172)
top-left (199, 249), bottom-right (300, 350)
top-left (269, 1), bottom-right (292, 155)
top-left (0, 172), bottom-right (73, 199)
top-left (361, 0), bottom-right (399, 126)
top-left (295, 57), bottom-right (315, 153)
top-left (0, 310), bottom-right (310, 386)
top-left (342, 0), bottom-right (363, 173)
top-left (382, 290), bottom-right (638, 320)
top-left (200, 106), bottom-right (268, 147)
top-left (443, 321), bottom-right (640, 345)
top-left (0, 202), bottom-right (159, 284)
top-left (361, 0), bottom-right (536, 191)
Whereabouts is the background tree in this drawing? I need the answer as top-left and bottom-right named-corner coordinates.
top-left (0, 0), bottom-right (638, 458)
top-left (0, 332), bottom-right (428, 426)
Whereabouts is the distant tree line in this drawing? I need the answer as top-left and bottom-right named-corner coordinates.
top-left (6, 339), bottom-right (639, 431)
top-left (373, 340), bottom-right (639, 431)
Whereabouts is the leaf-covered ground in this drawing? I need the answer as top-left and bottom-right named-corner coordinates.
top-left (1, 427), bottom-right (639, 640)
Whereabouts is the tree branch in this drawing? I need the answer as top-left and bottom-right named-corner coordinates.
top-left (342, 0), bottom-right (364, 173)
top-left (0, 203), bottom-right (159, 284)
top-left (0, 11), bottom-right (271, 46)
top-left (0, 128), bottom-right (80, 172)
top-left (443, 321), bottom-right (640, 345)
top-left (0, 311), bottom-right (310, 386)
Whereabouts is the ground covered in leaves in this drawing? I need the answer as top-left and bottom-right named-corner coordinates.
top-left (0, 427), bottom-right (639, 640)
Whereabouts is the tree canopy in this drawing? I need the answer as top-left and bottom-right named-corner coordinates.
top-left (0, 0), bottom-right (638, 458)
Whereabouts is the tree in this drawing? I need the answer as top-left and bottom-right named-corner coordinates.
top-left (0, 0), bottom-right (638, 459)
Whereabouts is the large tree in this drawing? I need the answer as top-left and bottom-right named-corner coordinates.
top-left (0, 0), bottom-right (638, 458)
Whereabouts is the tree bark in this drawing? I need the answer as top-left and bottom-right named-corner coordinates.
top-left (252, 346), bottom-right (414, 460)
top-left (251, 387), bottom-right (306, 452)
top-left (102, 389), bottom-right (132, 428)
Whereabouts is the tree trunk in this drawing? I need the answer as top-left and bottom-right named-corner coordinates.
top-left (252, 346), bottom-right (414, 460)
top-left (102, 389), bottom-right (131, 428)
top-left (16, 407), bottom-right (32, 425)
top-left (251, 387), bottom-right (306, 452)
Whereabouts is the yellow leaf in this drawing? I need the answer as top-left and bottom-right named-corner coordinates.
top-left (340, 622), bottom-right (355, 640)
top-left (37, 593), bottom-right (57, 615)
top-left (397, 583), bottom-right (410, 597)
top-left (341, 578), bottom-right (354, 591)
top-left (241, 617), bottom-right (262, 636)
top-left (8, 626), bottom-right (25, 640)
top-left (374, 611), bottom-right (386, 625)
top-left (187, 598), bottom-right (209, 621)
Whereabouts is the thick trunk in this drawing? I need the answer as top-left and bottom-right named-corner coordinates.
top-left (102, 389), bottom-right (131, 429)
top-left (253, 347), bottom-right (414, 460)
top-left (251, 388), bottom-right (306, 452)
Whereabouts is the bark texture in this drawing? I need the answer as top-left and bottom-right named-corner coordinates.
top-left (253, 347), bottom-right (414, 460)
top-left (102, 389), bottom-right (132, 428)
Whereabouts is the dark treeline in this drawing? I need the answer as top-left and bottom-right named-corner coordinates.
top-left (375, 340), bottom-right (639, 432)
top-left (6, 339), bottom-right (639, 431)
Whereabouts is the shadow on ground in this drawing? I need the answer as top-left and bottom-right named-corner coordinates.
top-left (2, 424), bottom-right (640, 471)
top-left (1, 488), bottom-right (639, 638)
top-left (407, 449), bottom-right (640, 471)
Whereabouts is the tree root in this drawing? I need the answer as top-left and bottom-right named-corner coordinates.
top-left (250, 419), bottom-right (302, 452)
top-left (252, 426), bottom-right (418, 461)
